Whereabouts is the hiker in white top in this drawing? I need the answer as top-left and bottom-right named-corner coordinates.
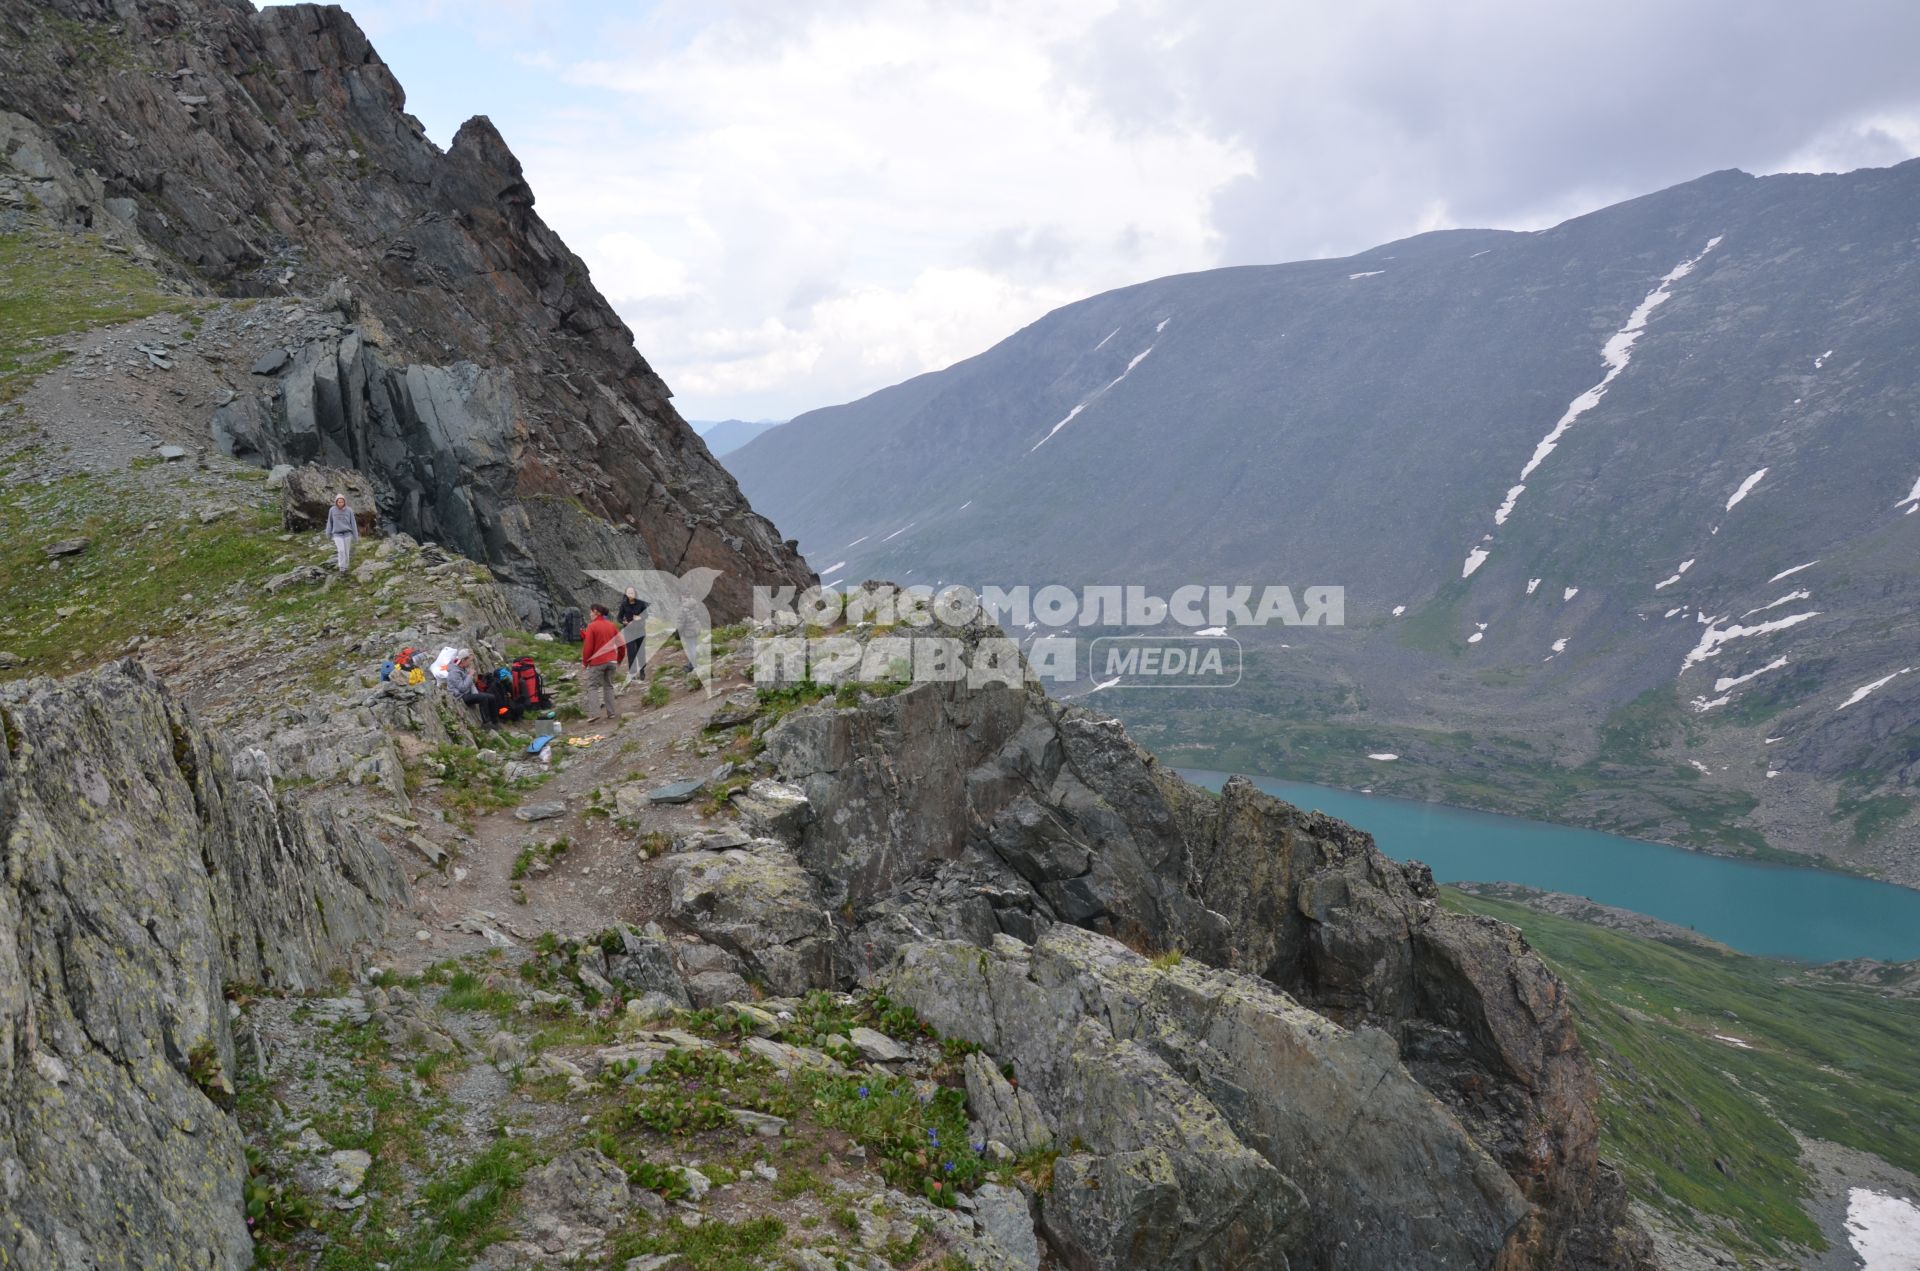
top-left (325, 495), bottom-right (359, 574)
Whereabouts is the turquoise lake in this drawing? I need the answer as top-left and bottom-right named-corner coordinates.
top-left (1180, 770), bottom-right (1920, 963)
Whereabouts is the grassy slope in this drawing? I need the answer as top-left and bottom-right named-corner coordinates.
top-left (1447, 888), bottom-right (1920, 1259)
top-left (0, 472), bottom-right (419, 684)
top-left (0, 222), bottom-right (423, 681)
top-left (0, 224), bottom-right (194, 402)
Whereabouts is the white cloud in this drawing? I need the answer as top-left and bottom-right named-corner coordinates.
top-left (1765, 112), bottom-right (1920, 174)
top-left (508, 0), bottom-right (1247, 417)
top-left (270, 0), bottom-right (1920, 419)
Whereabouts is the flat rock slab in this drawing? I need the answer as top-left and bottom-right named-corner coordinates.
top-left (731, 1108), bottom-right (789, 1138)
top-left (719, 1001), bottom-right (784, 1037)
top-left (706, 689), bottom-right (761, 729)
top-left (157, 445), bottom-right (189, 461)
top-left (251, 347), bottom-right (291, 375)
top-left (513, 802), bottom-right (567, 823)
top-left (328, 1149), bottom-right (371, 1197)
top-left (43, 538), bottom-right (89, 558)
top-left (404, 834), bottom-right (448, 868)
top-left (849, 1026), bottom-right (910, 1063)
top-left (648, 779), bottom-right (706, 805)
top-left (612, 782), bottom-right (651, 818)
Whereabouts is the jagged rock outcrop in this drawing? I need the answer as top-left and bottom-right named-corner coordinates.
top-left (887, 926), bottom-right (1530, 1269)
top-left (743, 607), bottom-right (1652, 1269)
top-left (0, 662), bottom-right (404, 1267)
top-left (0, 0), bottom-right (813, 622)
top-left (664, 836), bottom-right (839, 995)
top-left (276, 461), bottom-right (374, 532)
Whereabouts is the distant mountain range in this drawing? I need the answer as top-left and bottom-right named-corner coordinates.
top-left (691, 418), bottom-right (782, 456)
top-left (730, 161), bottom-right (1920, 884)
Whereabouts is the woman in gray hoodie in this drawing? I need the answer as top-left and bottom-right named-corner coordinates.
top-left (325, 494), bottom-right (359, 574)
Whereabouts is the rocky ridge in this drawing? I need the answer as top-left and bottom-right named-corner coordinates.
top-left (0, 0), bottom-right (813, 622)
top-left (0, 2), bottom-right (1665, 1264)
top-left (0, 661), bottom-right (403, 1267)
top-left (0, 558), bottom-right (1662, 1267)
top-left (723, 603), bottom-right (1650, 1269)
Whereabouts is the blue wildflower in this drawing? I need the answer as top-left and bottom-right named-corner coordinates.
top-left (857, 1086), bottom-right (869, 1099)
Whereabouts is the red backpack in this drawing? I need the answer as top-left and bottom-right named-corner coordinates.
top-left (509, 656), bottom-right (549, 708)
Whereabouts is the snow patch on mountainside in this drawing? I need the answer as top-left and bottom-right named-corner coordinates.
top-left (1466, 235), bottom-right (1721, 570)
top-left (1526, 578), bottom-right (1541, 595)
top-left (1093, 328), bottom-right (1118, 351)
top-left (881, 523), bottom-right (915, 542)
top-left (1563, 587), bottom-right (1579, 601)
top-left (1741, 589), bottom-right (1811, 618)
top-left (1032, 401), bottom-right (1090, 451)
top-left (1462, 547), bottom-right (1490, 578)
top-left (1715, 657), bottom-right (1789, 693)
top-left (1725, 467), bottom-right (1768, 511)
top-left (1846, 1187), bottom-right (1920, 1269)
top-left (1838, 668), bottom-right (1912, 711)
top-left (1897, 474), bottom-right (1920, 510)
top-left (1031, 344), bottom-right (1157, 452)
top-left (1767, 560), bottom-right (1820, 583)
top-left (1681, 610), bottom-right (1821, 672)
top-left (1655, 559), bottom-right (1696, 590)
top-left (1349, 270), bottom-right (1384, 280)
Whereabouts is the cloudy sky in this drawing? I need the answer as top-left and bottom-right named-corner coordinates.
top-left (281, 0), bottom-right (1920, 421)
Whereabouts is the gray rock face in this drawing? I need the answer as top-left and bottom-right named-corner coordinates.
top-left (886, 926), bottom-right (1528, 1270)
top-left (0, 0), bottom-right (815, 624)
top-left (251, 348), bottom-right (292, 376)
top-left (279, 463), bottom-right (376, 533)
top-left (0, 662), bottom-right (403, 1268)
top-left (665, 839), bottom-right (838, 993)
top-left (971, 1183), bottom-right (1043, 1271)
top-left (755, 608), bottom-right (1649, 1269)
top-left (962, 1052), bottom-right (1053, 1156)
top-left (485, 1148), bottom-right (631, 1265)
top-left (606, 930), bottom-right (692, 1007)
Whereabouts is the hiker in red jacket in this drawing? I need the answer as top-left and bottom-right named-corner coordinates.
top-left (580, 603), bottom-right (624, 721)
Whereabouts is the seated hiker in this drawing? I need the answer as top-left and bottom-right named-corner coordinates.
top-left (444, 650), bottom-right (508, 721)
top-left (617, 586), bottom-right (649, 685)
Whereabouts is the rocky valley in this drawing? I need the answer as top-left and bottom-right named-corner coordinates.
top-left (1, 3), bottom-right (1917, 1271)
